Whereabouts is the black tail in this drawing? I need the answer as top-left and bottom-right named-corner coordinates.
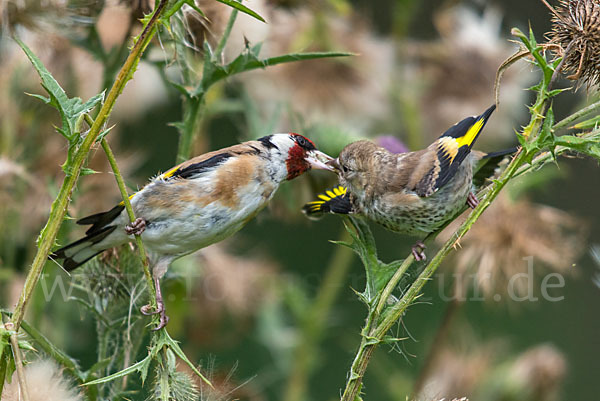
top-left (302, 186), bottom-right (354, 219)
top-left (474, 146), bottom-right (520, 188)
top-left (50, 205), bottom-right (124, 271)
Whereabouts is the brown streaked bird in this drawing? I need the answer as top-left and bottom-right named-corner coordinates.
top-left (51, 134), bottom-right (334, 329)
top-left (304, 105), bottom-right (516, 260)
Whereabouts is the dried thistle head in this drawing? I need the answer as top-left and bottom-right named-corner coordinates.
top-left (418, 345), bottom-right (495, 400)
top-left (507, 344), bottom-right (566, 401)
top-left (2, 359), bottom-right (83, 401)
top-left (546, 0), bottom-right (600, 86)
top-left (437, 194), bottom-right (587, 300)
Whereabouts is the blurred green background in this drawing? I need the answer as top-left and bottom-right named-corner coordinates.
top-left (1, 0), bottom-right (599, 400)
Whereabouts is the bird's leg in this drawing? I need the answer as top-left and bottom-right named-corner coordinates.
top-left (466, 192), bottom-right (479, 209)
top-left (140, 276), bottom-right (170, 330)
top-left (125, 217), bottom-right (146, 235)
top-left (412, 240), bottom-right (426, 261)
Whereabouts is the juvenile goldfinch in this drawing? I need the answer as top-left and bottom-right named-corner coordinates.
top-left (304, 105), bottom-right (516, 261)
top-left (51, 133), bottom-right (333, 329)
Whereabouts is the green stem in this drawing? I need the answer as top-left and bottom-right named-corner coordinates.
top-left (99, 136), bottom-right (156, 304)
top-left (8, 325), bottom-right (30, 401)
top-left (283, 231), bottom-right (354, 401)
top-left (374, 256), bottom-right (414, 317)
top-left (553, 98), bottom-right (600, 130)
top-left (9, 0), bottom-right (169, 332)
top-left (19, 320), bottom-right (82, 382)
top-left (215, 1), bottom-right (240, 61)
top-left (176, 96), bottom-right (204, 163)
top-left (0, 349), bottom-right (7, 397)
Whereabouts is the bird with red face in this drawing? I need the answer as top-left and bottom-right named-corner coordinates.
top-left (51, 133), bottom-right (333, 329)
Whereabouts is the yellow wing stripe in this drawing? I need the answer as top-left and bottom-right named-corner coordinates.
top-left (118, 193), bottom-right (136, 206)
top-left (456, 117), bottom-right (485, 148)
top-left (333, 186), bottom-right (347, 196)
top-left (162, 166), bottom-right (180, 179)
top-left (308, 186), bottom-right (348, 212)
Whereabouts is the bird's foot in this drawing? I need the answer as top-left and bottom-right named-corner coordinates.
top-left (467, 192), bottom-right (479, 209)
top-left (153, 309), bottom-right (170, 331)
top-left (141, 276), bottom-right (169, 330)
top-left (412, 241), bottom-right (426, 261)
top-left (140, 300), bottom-right (170, 330)
top-left (125, 217), bottom-right (146, 235)
top-left (140, 302), bottom-right (163, 316)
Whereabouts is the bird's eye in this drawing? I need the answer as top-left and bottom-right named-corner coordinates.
top-left (342, 164), bottom-right (350, 173)
top-left (296, 136), bottom-right (307, 147)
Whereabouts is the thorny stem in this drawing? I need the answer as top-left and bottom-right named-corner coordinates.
top-left (19, 319), bottom-right (81, 382)
top-left (9, 0), bottom-right (169, 332)
top-left (554, 98), bottom-right (600, 130)
top-left (177, 96), bottom-right (204, 163)
top-left (7, 323), bottom-right (30, 401)
top-left (283, 230), bottom-right (354, 401)
top-left (0, 347), bottom-right (7, 397)
top-left (176, 0), bottom-right (239, 163)
top-left (98, 134), bottom-right (156, 305)
top-left (215, 0), bottom-right (240, 62)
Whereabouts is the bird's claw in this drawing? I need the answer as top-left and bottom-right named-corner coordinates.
top-left (140, 301), bottom-right (169, 330)
top-left (412, 241), bottom-right (426, 261)
top-left (140, 302), bottom-right (163, 316)
top-left (125, 218), bottom-right (146, 236)
top-left (467, 192), bottom-right (479, 209)
top-left (152, 311), bottom-right (169, 331)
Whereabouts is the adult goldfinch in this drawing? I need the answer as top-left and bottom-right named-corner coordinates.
top-left (51, 133), bottom-right (334, 329)
top-left (304, 105), bottom-right (516, 261)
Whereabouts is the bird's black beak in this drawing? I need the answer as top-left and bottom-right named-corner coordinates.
top-left (306, 150), bottom-right (335, 171)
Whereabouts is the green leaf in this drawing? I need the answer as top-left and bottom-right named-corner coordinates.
top-left (159, 331), bottom-right (213, 387)
top-left (84, 358), bottom-right (112, 380)
top-left (572, 115), bottom-right (600, 130)
top-left (81, 168), bottom-right (98, 176)
top-left (343, 217), bottom-right (403, 306)
top-left (197, 46), bottom-right (354, 96)
top-left (16, 38), bottom-right (106, 142)
top-left (83, 355), bottom-right (151, 386)
top-left (215, 0), bottom-right (266, 22)
top-left (554, 134), bottom-right (600, 160)
top-left (537, 105), bottom-right (556, 148)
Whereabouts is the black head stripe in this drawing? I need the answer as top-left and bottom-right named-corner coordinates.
top-left (439, 116), bottom-right (478, 139)
top-left (258, 135), bottom-right (278, 150)
top-left (294, 135), bottom-right (316, 151)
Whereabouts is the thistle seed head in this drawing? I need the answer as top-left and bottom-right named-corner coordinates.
top-left (547, 0), bottom-right (600, 86)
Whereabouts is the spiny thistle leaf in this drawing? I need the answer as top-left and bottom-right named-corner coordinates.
top-left (15, 38), bottom-right (104, 143)
top-left (193, 43), bottom-right (353, 97)
top-left (343, 218), bottom-right (406, 305)
top-left (215, 0), bottom-right (265, 22)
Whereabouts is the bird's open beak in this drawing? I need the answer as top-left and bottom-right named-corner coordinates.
top-left (306, 150), bottom-right (336, 171)
top-left (326, 157), bottom-right (341, 171)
